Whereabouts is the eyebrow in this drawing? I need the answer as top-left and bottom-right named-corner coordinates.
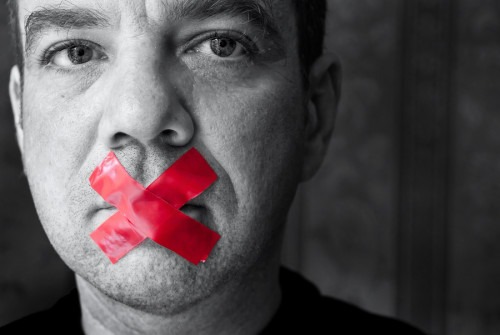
top-left (170, 0), bottom-right (278, 35)
top-left (24, 0), bottom-right (281, 56)
top-left (25, 7), bottom-right (110, 55)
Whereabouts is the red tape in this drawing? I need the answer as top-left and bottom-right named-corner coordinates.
top-left (89, 148), bottom-right (220, 264)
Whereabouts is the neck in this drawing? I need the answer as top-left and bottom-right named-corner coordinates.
top-left (77, 261), bottom-right (281, 335)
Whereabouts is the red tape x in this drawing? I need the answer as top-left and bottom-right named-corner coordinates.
top-left (89, 148), bottom-right (220, 265)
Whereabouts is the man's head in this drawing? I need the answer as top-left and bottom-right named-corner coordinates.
top-left (8, 0), bottom-right (339, 315)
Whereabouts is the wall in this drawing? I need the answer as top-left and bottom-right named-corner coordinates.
top-left (284, 1), bottom-right (500, 335)
top-left (448, 1), bottom-right (500, 334)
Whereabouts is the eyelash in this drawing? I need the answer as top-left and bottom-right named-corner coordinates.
top-left (36, 30), bottom-right (260, 68)
top-left (37, 39), bottom-right (102, 66)
top-left (184, 30), bottom-right (260, 56)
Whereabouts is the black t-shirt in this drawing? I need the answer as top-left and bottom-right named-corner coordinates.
top-left (0, 267), bottom-right (427, 334)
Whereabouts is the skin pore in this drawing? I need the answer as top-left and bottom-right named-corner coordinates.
top-left (9, 0), bottom-right (339, 334)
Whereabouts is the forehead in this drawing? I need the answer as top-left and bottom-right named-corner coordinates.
top-left (17, 0), bottom-right (296, 38)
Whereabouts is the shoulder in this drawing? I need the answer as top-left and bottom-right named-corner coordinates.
top-left (0, 289), bottom-right (83, 334)
top-left (261, 267), bottom-right (428, 334)
top-left (312, 296), bottom-right (427, 334)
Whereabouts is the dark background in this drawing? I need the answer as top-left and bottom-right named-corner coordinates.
top-left (1, 1), bottom-right (499, 334)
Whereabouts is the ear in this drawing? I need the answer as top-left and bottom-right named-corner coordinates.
top-left (9, 65), bottom-right (24, 155)
top-left (301, 53), bottom-right (342, 181)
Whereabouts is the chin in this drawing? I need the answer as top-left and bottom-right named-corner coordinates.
top-left (72, 238), bottom-right (238, 315)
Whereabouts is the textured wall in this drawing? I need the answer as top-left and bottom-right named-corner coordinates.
top-left (448, 1), bottom-right (500, 334)
top-left (302, 0), bottom-right (402, 317)
top-left (286, 1), bottom-right (500, 334)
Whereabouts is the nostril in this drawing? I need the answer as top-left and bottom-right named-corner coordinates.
top-left (111, 132), bottom-right (130, 146)
top-left (161, 129), bottom-right (176, 138)
top-left (160, 129), bottom-right (179, 144)
top-left (159, 129), bottom-right (192, 147)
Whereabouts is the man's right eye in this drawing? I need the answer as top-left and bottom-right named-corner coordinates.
top-left (41, 40), bottom-right (107, 68)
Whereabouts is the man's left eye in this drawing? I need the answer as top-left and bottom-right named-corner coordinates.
top-left (192, 37), bottom-right (249, 59)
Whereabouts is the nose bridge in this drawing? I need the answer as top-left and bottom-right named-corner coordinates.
top-left (113, 51), bottom-right (171, 138)
top-left (98, 41), bottom-right (194, 148)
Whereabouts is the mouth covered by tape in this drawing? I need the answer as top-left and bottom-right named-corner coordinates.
top-left (89, 148), bottom-right (220, 265)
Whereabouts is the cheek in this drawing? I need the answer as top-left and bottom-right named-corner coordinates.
top-left (22, 76), bottom-right (99, 170)
top-left (192, 67), bottom-right (306, 236)
top-left (23, 72), bottom-right (104, 182)
top-left (20, 76), bottom-right (100, 245)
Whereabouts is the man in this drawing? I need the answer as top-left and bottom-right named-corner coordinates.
top-left (2, 0), bottom-right (426, 334)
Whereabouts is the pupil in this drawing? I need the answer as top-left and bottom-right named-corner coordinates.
top-left (68, 45), bottom-right (93, 64)
top-left (210, 38), bottom-right (237, 57)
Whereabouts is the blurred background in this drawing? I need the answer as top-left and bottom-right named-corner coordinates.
top-left (1, 1), bottom-right (499, 334)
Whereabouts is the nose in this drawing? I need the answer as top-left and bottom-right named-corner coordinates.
top-left (98, 48), bottom-right (194, 149)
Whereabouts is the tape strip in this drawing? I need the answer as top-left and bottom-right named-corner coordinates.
top-left (89, 148), bottom-right (220, 264)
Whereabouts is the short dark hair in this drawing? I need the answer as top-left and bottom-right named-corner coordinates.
top-left (7, 0), bottom-right (22, 70)
top-left (293, 0), bottom-right (327, 77)
top-left (6, 0), bottom-right (327, 78)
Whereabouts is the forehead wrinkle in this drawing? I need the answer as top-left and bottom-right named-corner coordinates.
top-left (162, 0), bottom-right (279, 36)
top-left (116, 1), bottom-right (151, 33)
top-left (21, 0), bottom-right (290, 60)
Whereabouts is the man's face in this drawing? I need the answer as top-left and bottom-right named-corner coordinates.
top-left (13, 0), bottom-right (308, 312)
